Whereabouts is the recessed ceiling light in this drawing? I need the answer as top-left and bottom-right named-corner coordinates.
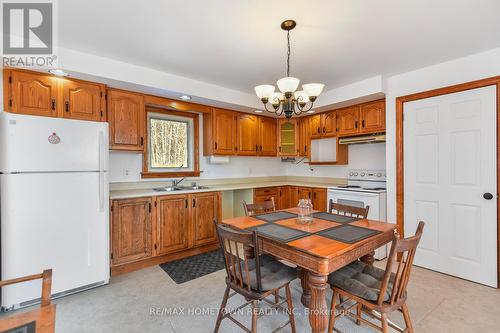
top-left (254, 110), bottom-right (263, 113)
top-left (306, 110), bottom-right (316, 113)
top-left (179, 95), bottom-right (192, 100)
top-left (48, 69), bottom-right (68, 77)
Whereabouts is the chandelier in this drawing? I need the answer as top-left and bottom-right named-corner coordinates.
top-left (254, 20), bottom-right (325, 119)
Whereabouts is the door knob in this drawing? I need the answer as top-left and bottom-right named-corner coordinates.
top-left (483, 192), bottom-right (494, 200)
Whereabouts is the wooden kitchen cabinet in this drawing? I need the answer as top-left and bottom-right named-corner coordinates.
top-left (338, 106), bottom-right (360, 137)
top-left (203, 108), bottom-right (237, 155)
top-left (107, 89), bottom-right (145, 151)
top-left (360, 99), bottom-right (385, 134)
top-left (111, 197), bottom-right (152, 266)
top-left (111, 191), bottom-right (221, 275)
top-left (6, 69), bottom-right (59, 118)
top-left (278, 118), bottom-right (299, 156)
top-left (309, 114), bottom-right (322, 139)
top-left (321, 111), bottom-right (337, 138)
top-left (298, 187), bottom-right (312, 200)
top-left (192, 192), bottom-right (220, 247)
top-left (259, 116), bottom-right (277, 156)
top-left (298, 117), bottom-right (311, 157)
top-left (155, 195), bottom-right (189, 255)
top-left (312, 188), bottom-right (327, 211)
top-left (237, 113), bottom-right (260, 156)
top-left (5, 69), bottom-right (106, 121)
top-left (62, 79), bottom-right (105, 122)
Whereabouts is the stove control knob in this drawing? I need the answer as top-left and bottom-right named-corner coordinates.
top-left (377, 173), bottom-right (382, 177)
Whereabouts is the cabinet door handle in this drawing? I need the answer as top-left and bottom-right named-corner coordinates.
top-left (65, 101), bottom-right (69, 112)
top-left (51, 99), bottom-right (56, 110)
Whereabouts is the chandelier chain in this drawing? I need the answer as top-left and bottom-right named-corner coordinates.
top-left (287, 30), bottom-right (291, 77)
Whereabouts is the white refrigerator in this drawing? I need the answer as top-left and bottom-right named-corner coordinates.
top-left (0, 112), bottom-right (110, 309)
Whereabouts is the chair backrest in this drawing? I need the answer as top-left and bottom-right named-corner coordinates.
top-left (329, 200), bottom-right (370, 219)
top-left (377, 221), bottom-right (425, 306)
top-left (214, 220), bottom-right (263, 293)
top-left (243, 197), bottom-right (276, 216)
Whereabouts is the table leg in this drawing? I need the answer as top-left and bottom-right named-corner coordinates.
top-left (308, 272), bottom-right (329, 333)
top-left (360, 250), bottom-right (375, 266)
top-left (298, 267), bottom-right (311, 308)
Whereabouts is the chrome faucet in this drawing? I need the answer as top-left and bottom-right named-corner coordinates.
top-left (171, 178), bottom-right (185, 187)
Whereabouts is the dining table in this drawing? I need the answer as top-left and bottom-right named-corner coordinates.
top-left (220, 207), bottom-right (397, 333)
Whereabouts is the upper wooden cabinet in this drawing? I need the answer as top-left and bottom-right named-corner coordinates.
top-left (338, 106), bottom-right (360, 137)
top-left (192, 192), bottom-right (220, 247)
top-left (107, 89), bottom-right (145, 151)
top-left (155, 195), bottom-right (189, 256)
top-left (360, 100), bottom-right (386, 134)
top-left (203, 108), bottom-right (237, 156)
top-left (7, 70), bottom-right (59, 118)
top-left (338, 100), bottom-right (386, 137)
top-left (278, 118), bottom-right (299, 156)
top-left (62, 79), bottom-right (105, 122)
top-left (5, 69), bottom-right (106, 121)
top-left (237, 114), bottom-right (260, 155)
top-left (309, 114), bottom-right (322, 139)
top-left (321, 111), bottom-right (337, 138)
top-left (111, 197), bottom-right (152, 266)
top-left (259, 116), bottom-right (277, 156)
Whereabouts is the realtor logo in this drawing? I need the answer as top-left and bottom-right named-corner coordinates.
top-left (1, 0), bottom-right (58, 68)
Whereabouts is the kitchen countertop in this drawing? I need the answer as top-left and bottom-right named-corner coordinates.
top-left (110, 178), bottom-right (346, 200)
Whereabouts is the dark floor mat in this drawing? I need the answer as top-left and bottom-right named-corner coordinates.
top-left (159, 250), bottom-right (225, 284)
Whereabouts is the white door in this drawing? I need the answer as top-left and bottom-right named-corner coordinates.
top-left (0, 172), bottom-right (109, 308)
top-left (404, 85), bottom-right (497, 287)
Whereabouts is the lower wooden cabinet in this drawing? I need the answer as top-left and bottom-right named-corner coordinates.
top-left (312, 188), bottom-right (327, 211)
top-left (111, 197), bottom-right (152, 266)
top-left (192, 192), bottom-right (219, 246)
top-left (111, 191), bottom-right (221, 274)
top-left (155, 195), bottom-right (189, 255)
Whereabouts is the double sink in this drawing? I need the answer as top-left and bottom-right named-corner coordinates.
top-left (153, 185), bottom-right (210, 192)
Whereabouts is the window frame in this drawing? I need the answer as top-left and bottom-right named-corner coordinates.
top-left (142, 107), bottom-right (200, 178)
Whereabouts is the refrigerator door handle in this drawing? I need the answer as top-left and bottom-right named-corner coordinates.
top-left (98, 131), bottom-right (105, 212)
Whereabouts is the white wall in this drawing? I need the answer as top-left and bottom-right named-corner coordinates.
top-left (384, 47), bottom-right (500, 224)
top-left (109, 142), bottom-right (386, 183)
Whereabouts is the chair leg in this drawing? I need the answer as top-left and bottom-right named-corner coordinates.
top-left (327, 289), bottom-right (338, 333)
top-left (251, 300), bottom-right (258, 333)
top-left (381, 312), bottom-right (389, 333)
top-left (214, 286), bottom-right (230, 333)
top-left (402, 303), bottom-right (414, 333)
top-left (356, 303), bottom-right (362, 325)
top-left (285, 284), bottom-right (296, 333)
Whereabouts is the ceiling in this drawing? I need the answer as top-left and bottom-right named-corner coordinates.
top-left (59, 0), bottom-right (500, 96)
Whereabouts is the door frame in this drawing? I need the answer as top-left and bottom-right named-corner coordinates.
top-left (396, 76), bottom-right (500, 287)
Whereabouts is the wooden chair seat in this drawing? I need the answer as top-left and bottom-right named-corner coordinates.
top-left (328, 261), bottom-right (394, 302)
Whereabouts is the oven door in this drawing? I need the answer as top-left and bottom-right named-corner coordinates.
top-left (327, 189), bottom-right (387, 260)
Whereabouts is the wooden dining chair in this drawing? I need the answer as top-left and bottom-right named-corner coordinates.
top-left (0, 269), bottom-right (55, 333)
top-left (213, 220), bottom-right (297, 333)
top-left (243, 197), bottom-right (276, 216)
top-left (327, 221), bottom-right (425, 333)
top-left (329, 200), bottom-right (370, 219)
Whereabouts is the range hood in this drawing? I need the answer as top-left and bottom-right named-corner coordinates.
top-left (339, 134), bottom-right (386, 145)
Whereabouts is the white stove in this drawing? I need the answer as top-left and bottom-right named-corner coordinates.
top-left (328, 169), bottom-right (388, 260)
